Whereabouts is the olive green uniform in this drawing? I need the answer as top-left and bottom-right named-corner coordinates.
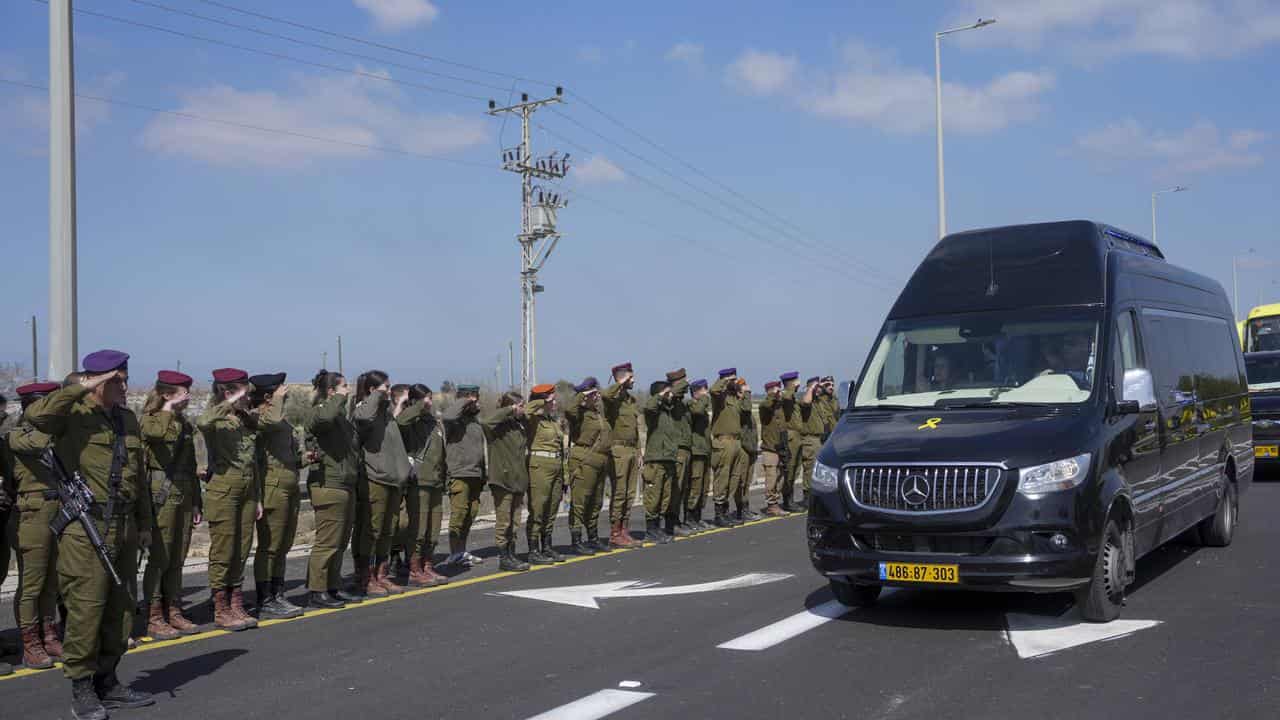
top-left (7, 420), bottom-right (60, 631)
top-left (565, 392), bottom-right (611, 536)
top-left (396, 401), bottom-right (445, 561)
top-left (525, 401), bottom-right (565, 545)
top-left (198, 400), bottom-right (259, 594)
top-left (25, 384), bottom-right (152, 681)
top-left (601, 381), bottom-right (640, 525)
top-left (670, 385), bottom-right (693, 525)
top-left (687, 394), bottom-right (712, 516)
top-left (757, 394), bottom-right (787, 508)
top-left (709, 378), bottom-right (743, 508)
top-left (443, 401), bottom-right (486, 544)
top-left (792, 391), bottom-right (825, 495)
top-left (253, 397), bottom-right (303, 584)
top-left (481, 407), bottom-right (529, 551)
top-left (732, 399), bottom-right (758, 512)
top-left (352, 390), bottom-right (411, 561)
top-left (302, 393), bottom-right (359, 592)
top-left (140, 409), bottom-right (199, 608)
top-left (641, 394), bottom-right (680, 522)
top-left (780, 386), bottom-right (801, 504)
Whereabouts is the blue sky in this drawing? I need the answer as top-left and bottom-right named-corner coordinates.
top-left (1, 0), bottom-right (1277, 389)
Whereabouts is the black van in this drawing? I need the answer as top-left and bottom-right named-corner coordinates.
top-left (808, 220), bottom-right (1253, 622)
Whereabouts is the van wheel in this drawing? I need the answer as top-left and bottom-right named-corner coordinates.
top-left (1197, 478), bottom-right (1237, 547)
top-left (1077, 519), bottom-right (1128, 623)
top-left (830, 579), bottom-right (881, 608)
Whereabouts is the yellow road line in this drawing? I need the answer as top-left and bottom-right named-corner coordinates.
top-left (0, 513), bottom-right (800, 683)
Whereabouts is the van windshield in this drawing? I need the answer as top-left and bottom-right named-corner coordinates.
top-left (1246, 355), bottom-right (1280, 391)
top-left (855, 308), bottom-right (1100, 409)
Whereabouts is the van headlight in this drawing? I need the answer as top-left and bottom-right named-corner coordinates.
top-left (1017, 453), bottom-right (1091, 496)
top-left (812, 461), bottom-right (840, 493)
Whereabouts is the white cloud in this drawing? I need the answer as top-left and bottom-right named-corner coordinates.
top-left (726, 50), bottom-right (799, 95)
top-left (1076, 119), bottom-right (1266, 176)
top-left (139, 70), bottom-right (486, 169)
top-left (730, 42), bottom-right (1052, 135)
top-left (354, 0), bottom-right (439, 32)
top-left (572, 155), bottom-right (625, 184)
top-left (1, 69), bottom-right (124, 139)
top-left (665, 42), bottom-right (705, 68)
top-left (954, 0), bottom-right (1280, 59)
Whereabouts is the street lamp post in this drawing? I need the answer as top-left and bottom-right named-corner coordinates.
top-left (1232, 248), bottom-right (1256, 321)
top-left (1150, 185), bottom-right (1188, 245)
top-left (935, 17), bottom-right (996, 240)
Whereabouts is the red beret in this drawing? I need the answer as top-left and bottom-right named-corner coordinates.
top-left (764, 381), bottom-right (781, 390)
top-left (611, 362), bottom-right (633, 374)
top-left (157, 370), bottom-right (193, 388)
top-left (529, 383), bottom-right (556, 400)
top-left (211, 368), bottom-right (248, 384)
top-left (16, 382), bottom-right (61, 397)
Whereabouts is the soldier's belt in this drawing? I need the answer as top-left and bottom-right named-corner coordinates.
top-left (88, 502), bottom-right (136, 520)
top-left (714, 434), bottom-right (739, 440)
top-left (611, 439), bottom-right (638, 448)
top-left (530, 451), bottom-right (562, 459)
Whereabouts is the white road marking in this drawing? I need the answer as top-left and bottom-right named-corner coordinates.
top-left (1005, 609), bottom-right (1161, 659)
top-left (718, 599), bottom-right (853, 651)
top-left (496, 572), bottom-right (793, 609)
top-left (617, 681), bottom-right (643, 689)
top-left (525, 689), bottom-right (655, 720)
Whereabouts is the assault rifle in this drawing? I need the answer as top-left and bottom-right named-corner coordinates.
top-left (42, 447), bottom-right (123, 587)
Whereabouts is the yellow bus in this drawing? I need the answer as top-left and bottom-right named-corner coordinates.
top-left (1241, 303), bottom-right (1280, 352)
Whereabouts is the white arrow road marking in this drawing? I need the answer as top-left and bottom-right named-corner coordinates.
top-left (495, 572), bottom-right (793, 609)
top-left (1006, 609), bottom-right (1162, 659)
top-left (526, 689), bottom-right (655, 720)
top-left (718, 599), bottom-right (853, 651)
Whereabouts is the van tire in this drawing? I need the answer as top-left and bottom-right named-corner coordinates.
top-left (1197, 477), bottom-right (1237, 548)
top-left (830, 580), bottom-right (881, 608)
top-left (1078, 519), bottom-right (1128, 623)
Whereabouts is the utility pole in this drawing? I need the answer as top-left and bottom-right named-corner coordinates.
top-left (26, 316), bottom-right (38, 382)
top-left (337, 335), bottom-right (344, 375)
top-left (322, 351), bottom-right (328, 371)
top-left (508, 340), bottom-right (514, 390)
top-left (176, 359), bottom-right (181, 373)
top-left (49, 0), bottom-right (78, 379)
top-left (487, 88), bottom-right (569, 396)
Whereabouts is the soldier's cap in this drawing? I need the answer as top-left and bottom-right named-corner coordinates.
top-left (250, 373), bottom-right (287, 391)
top-left (822, 375), bottom-right (835, 383)
top-left (574, 377), bottom-right (599, 393)
top-left (718, 367), bottom-right (737, 378)
top-left (806, 376), bottom-right (821, 385)
top-left (212, 368), bottom-right (249, 384)
top-left (82, 349), bottom-right (129, 374)
top-left (649, 380), bottom-right (670, 395)
top-left (16, 381), bottom-right (61, 397)
top-left (690, 378), bottom-right (708, 390)
top-left (611, 362), bottom-right (633, 375)
top-left (779, 371), bottom-right (800, 382)
top-left (456, 384), bottom-right (480, 394)
top-left (529, 383), bottom-right (556, 400)
top-left (764, 380), bottom-right (782, 391)
top-left (665, 367), bottom-right (687, 382)
top-left (156, 370), bottom-right (193, 388)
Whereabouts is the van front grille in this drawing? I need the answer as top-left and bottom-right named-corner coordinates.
top-left (845, 465), bottom-right (1002, 514)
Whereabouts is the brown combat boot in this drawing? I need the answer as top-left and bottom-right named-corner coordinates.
top-left (421, 557), bottom-right (450, 586)
top-left (165, 601), bottom-right (199, 635)
top-left (229, 587), bottom-right (258, 628)
top-left (146, 602), bottom-right (180, 641)
top-left (21, 623), bottom-right (53, 669)
top-left (765, 504), bottom-right (787, 517)
top-left (609, 521), bottom-right (630, 549)
top-left (376, 559), bottom-right (404, 595)
top-left (41, 617), bottom-right (64, 659)
top-left (213, 589), bottom-right (249, 632)
top-left (361, 560), bottom-right (388, 598)
top-left (407, 554), bottom-right (430, 587)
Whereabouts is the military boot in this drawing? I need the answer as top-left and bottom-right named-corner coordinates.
top-left (230, 587), bottom-right (258, 628)
top-left (571, 529), bottom-right (597, 556)
top-left (670, 514), bottom-right (693, 538)
top-left (71, 677), bottom-right (108, 720)
top-left (376, 559), bottom-right (405, 595)
top-left (527, 534), bottom-right (554, 565)
top-left (165, 601), bottom-right (199, 635)
top-left (213, 589), bottom-right (248, 632)
top-left (309, 590), bottom-right (344, 609)
top-left (780, 495), bottom-right (798, 513)
top-left (742, 504), bottom-right (762, 521)
top-left (713, 504), bottom-right (735, 528)
top-left (765, 503), bottom-right (787, 517)
top-left (94, 671), bottom-right (155, 710)
top-left (147, 602), bottom-right (180, 640)
top-left (272, 578), bottom-right (305, 618)
top-left (407, 554), bottom-right (429, 587)
top-left (499, 542), bottom-right (530, 572)
top-left (420, 556), bottom-right (450, 586)
top-left (645, 518), bottom-right (672, 544)
top-left (360, 559), bottom-right (388, 598)
top-left (42, 617), bottom-right (65, 659)
top-left (253, 581), bottom-right (273, 618)
top-left (21, 623), bottom-right (53, 669)
top-left (589, 526), bottom-right (611, 552)
top-left (543, 532), bottom-right (566, 562)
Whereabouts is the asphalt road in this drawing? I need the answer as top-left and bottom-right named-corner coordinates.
top-left (4, 476), bottom-right (1279, 720)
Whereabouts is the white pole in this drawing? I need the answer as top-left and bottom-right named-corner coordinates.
top-left (1232, 257), bottom-right (1239, 321)
top-left (934, 34), bottom-right (946, 240)
top-left (48, 0), bottom-right (78, 380)
top-left (1151, 193), bottom-right (1158, 245)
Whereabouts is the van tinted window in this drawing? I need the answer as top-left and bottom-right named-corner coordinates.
top-left (1140, 309), bottom-right (1242, 404)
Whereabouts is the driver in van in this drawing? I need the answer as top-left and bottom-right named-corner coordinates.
top-left (929, 353), bottom-right (955, 390)
top-left (1038, 332), bottom-right (1093, 387)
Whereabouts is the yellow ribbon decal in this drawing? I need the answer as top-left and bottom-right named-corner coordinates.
top-left (917, 417), bottom-right (942, 430)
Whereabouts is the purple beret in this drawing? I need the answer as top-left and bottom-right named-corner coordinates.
top-left (575, 376), bottom-right (599, 393)
top-left (779, 371), bottom-right (799, 382)
top-left (718, 367), bottom-right (737, 378)
top-left (82, 349), bottom-right (129, 374)
top-left (690, 378), bottom-right (708, 390)
top-left (806, 376), bottom-right (821, 385)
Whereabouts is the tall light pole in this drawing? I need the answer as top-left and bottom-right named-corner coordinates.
top-left (935, 17), bottom-right (996, 240)
top-left (1232, 248), bottom-right (1256, 321)
top-left (49, 0), bottom-right (78, 379)
top-left (1150, 185), bottom-right (1188, 245)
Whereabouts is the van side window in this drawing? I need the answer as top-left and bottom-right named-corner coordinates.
top-left (1140, 309), bottom-right (1242, 405)
top-left (1115, 311), bottom-right (1138, 373)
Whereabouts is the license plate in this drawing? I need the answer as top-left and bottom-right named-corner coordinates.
top-left (1258, 445), bottom-right (1279, 458)
top-left (879, 562), bottom-right (959, 584)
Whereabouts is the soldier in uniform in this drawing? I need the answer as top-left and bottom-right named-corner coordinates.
top-left (710, 368), bottom-right (743, 528)
top-left (818, 375), bottom-right (840, 441)
top-left (302, 370), bottom-right (361, 609)
top-left (794, 376), bottom-right (827, 507)
top-left (564, 377), bottom-right (611, 555)
top-left (525, 384), bottom-right (565, 564)
top-left (249, 373), bottom-right (306, 620)
top-left (139, 371), bottom-right (202, 640)
top-left (8, 382), bottom-right (66, 668)
top-left (641, 380), bottom-right (680, 543)
top-left (666, 369), bottom-right (695, 537)
top-left (601, 363), bottom-right (640, 548)
top-left (352, 371), bottom-right (412, 597)
top-left (757, 380), bottom-right (788, 516)
top-left (778, 371), bottom-right (802, 512)
top-left (685, 379), bottom-right (712, 530)
top-left (0, 393), bottom-right (13, 677)
top-left (25, 350), bottom-right (154, 718)
top-left (482, 392), bottom-right (531, 572)
top-left (199, 367), bottom-right (261, 632)
top-left (442, 385), bottom-right (486, 568)
top-left (732, 379), bottom-right (761, 522)
top-left (395, 384), bottom-right (449, 587)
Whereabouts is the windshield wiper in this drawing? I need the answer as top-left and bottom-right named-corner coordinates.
top-left (938, 400), bottom-right (1057, 409)
top-left (849, 404), bottom-right (918, 411)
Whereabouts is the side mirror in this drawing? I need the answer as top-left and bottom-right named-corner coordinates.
top-left (1118, 368), bottom-right (1156, 414)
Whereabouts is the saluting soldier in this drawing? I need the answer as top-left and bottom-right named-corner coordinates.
top-left (482, 392), bottom-right (531, 572)
top-left (525, 384), bottom-right (566, 564)
top-left (249, 373), bottom-right (306, 620)
top-left (565, 377), bottom-right (611, 555)
top-left (666, 369), bottom-right (695, 537)
top-left (302, 370), bottom-right (362, 609)
top-left (352, 371), bottom-right (412, 597)
top-left (442, 385), bottom-right (486, 569)
top-left (0, 394), bottom-right (13, 677)
top-left (794, 376), bottom-right (827, 508)
top-left (25, 350), bottom-right (155, 718)
top-left (601, 363), bottom-right (640, 548)
top-left (199, 367), bottom-right (261, 632)
top-left (817, 375), bottom-right (840, 441)
top-left (641, 380), bottom-right (680, 543)
top-left (8, 381), bottom-right (66, 668)
top-left (395, 384), bottom-right (449, 587)
top-left (778, 371), bottom-right (802, 512)
top-left (732, 379), bottom-right (761, 522)
top-left (139, 370), bottom-right (202, 640)
top-left (758, 380), bottom-right (788, 516)
top-left (709, 368), bottom-right (743, 528)
top-left (685, 379), bottom-right (713, 530)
